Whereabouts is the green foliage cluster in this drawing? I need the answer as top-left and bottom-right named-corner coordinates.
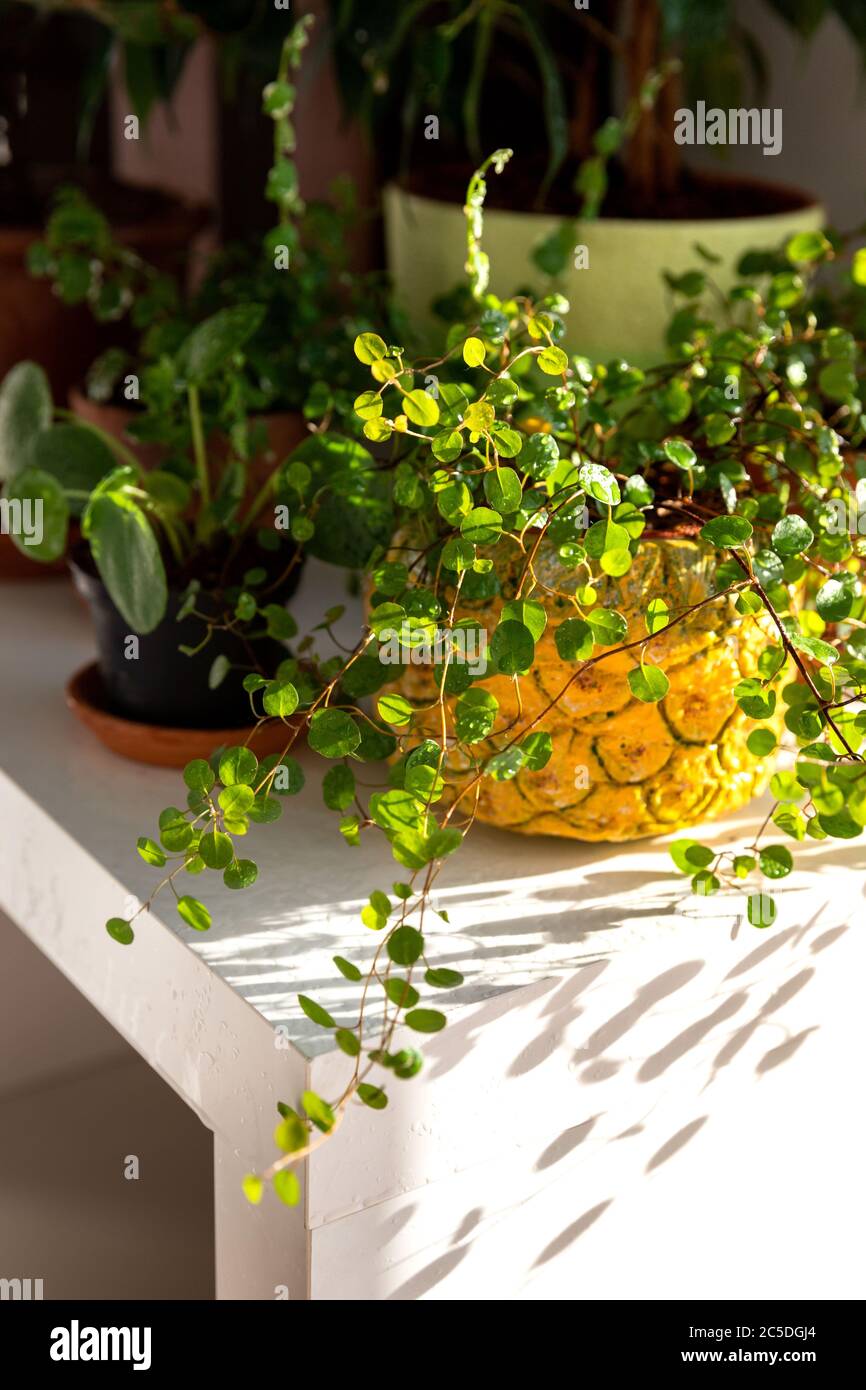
top-left (327, 0), bottom-right (866, 207)
top-left (0, 303), bottom-right (302, 635)
top-left (108, 155), bottom-right (866, 1205)
top-left (0, 18), bottom-right (399, 651)
top-left (25, 17), bottom-right (399, 422)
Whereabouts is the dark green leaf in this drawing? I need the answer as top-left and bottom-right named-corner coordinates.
top-left (404, 1008), bottom-right (447, 1034)
top-left (387, 925), bottom-right (424, 966)
top-left (700, 515), bottom-right (753, 547)
top-left (177, 896), bottom-right (211, 931)
top-left (83, 490), bottom-right (167, 633)
top-left (0, 361), bottom-right (52, 481)
top-left (106, 917), bottom-right (134, 945)
top-left (308, 709), bottom-right (361, 758)
top-left (357, 1082), bottom-right (388, 1109)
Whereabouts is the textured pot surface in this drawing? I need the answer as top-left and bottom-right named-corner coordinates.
top-left (385, 177), bottom-right (824, 362)
top-left (388, 537), bottom-right (782, 842)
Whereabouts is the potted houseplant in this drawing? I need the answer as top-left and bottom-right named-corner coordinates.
top-left (25, 16), bottom-right (400, 493)
top-left (0, 300), bottom-right (308, 760)
top-left (110, 155), bottom-right (866, 1204)
top-left (0, 0), bottom-right (207, 397)
top-left (326, 0), bottom-right (866, 358)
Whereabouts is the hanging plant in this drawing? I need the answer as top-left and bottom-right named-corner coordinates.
top-left (109, 153), bottom-right (866, 1205)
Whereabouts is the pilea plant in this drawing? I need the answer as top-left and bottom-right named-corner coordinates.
top-left (110, 152), bottom-right (866, 1207)
top-left (0, 298), bottom-right (301, 638)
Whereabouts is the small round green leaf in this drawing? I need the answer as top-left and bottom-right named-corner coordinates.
top-left (463, 336), bottom-right (486, 367)
top-left (491, 620), bottom-right (535, 675)
top-left (771, 514), bottom-right (814, 557)
top-left (354, 332), bottom-right (387, 364)
top-left (336, 1028), bottom-right (361, 1057)
top-left (404, 1008), bottom-right (447, 1033)
top-left (747, 893), bottom-right (777, 929)
top-left (198, 830), bottom-right (234, 870)
top-left (357, 1083), bottom-right (388, 1109)
top-left (218, 746), bottom-right (258, 786)
top-left (301, 1089), bottom-right (335, 1132)
top-left (223, 858), bottom-right (258, 890)
top-left (387, 925), bottom-right (424, 966)
top-left (106, 917), bottom-right (134, 945)
top-left (183, 759), bottom-right (215, 793)
top-left (298, 996), bottom-right (336, 1029)
top-left (699, 515), bottom-right (753, 547)
top-left (747, 729), bottom-right (777, 757)
top-left (537, 345), bottom-right (568, 375)
top-left (263, 679), bottom-right (299, 718)
top-left (627, 665), bottom-right (670, 702)
top-left (136, 837), bottom-right (166, 867)
top-left (273, 1170), bottom-right (301, 1206)
top-left (308, 709), bottom-right (361, 758)
top-left (242, 1174), bottom-right (264, 1205)
top-left (555, 616), bottom-right (594, 662)
top-left (759, 845), bottom-right (793, 879)
top-left (425, 967), bottom-right (464, 988)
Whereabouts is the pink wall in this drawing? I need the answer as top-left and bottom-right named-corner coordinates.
top-left (108, 4), bottom-right (374, 220)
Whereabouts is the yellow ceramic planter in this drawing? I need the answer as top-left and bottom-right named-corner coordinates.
top-left (386, 537), bottom-right (782, 842)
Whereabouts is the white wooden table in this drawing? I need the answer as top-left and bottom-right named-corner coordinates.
top-left (1, 564), bottom-right (864, 1300)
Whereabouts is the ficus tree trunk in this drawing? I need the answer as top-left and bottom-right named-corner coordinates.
top-left (623, 0), bottom-right (682, 208)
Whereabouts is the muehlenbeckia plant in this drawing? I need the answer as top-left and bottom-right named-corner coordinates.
top-left (111, 153), bottom-right (866, 1206)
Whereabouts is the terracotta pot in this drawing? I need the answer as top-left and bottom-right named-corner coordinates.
top-left (0, 523), bottom-right (79, 580)
top-left (0, 190), bottom-right (209, 400)
top-left (0, 226), bottom-right (100, 403)
top-left (68, 389), bottom-right (309, 487)
top-left (211, 410), bottom-right (310, 490)
top-left (67, 387), bottom-right (165, 472)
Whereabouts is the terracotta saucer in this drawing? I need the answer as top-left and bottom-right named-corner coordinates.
top-left (65, 662), bottom-right (302, 768)
top-left (0, 531), bottom-right (71, 580)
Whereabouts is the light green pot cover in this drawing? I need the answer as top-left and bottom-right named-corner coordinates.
top-left (384, 182), bottom-right (824, 364)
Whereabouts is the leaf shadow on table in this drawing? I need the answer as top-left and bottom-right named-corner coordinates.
top-left (376, 901), bottom-right (851, 1299)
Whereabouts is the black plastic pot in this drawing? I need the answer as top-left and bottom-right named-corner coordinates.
top-left (69, 546), bottom-right (296, 729)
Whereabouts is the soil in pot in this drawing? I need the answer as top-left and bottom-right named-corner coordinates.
top-left (69, 533), bottom-right (302, 729)
top-left (401, 161), bottom-right (816, 221)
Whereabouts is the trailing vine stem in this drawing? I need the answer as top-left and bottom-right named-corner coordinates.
top-left (112, 159), bottom-right (866, 1210)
